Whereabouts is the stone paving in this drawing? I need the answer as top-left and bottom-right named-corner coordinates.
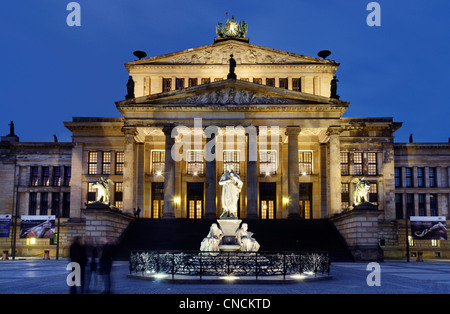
top-left (1, 258), bottom-right (450, 295)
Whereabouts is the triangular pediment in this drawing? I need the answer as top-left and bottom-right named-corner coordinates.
top-left (126, 39), bottom-right (338, 67)
top-left (117, 79), bottom-right (348, 107)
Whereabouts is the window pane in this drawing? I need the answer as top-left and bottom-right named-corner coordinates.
top-left (88, 152), bottom-right (97, 175)
top-left (259, 150), bottom-right (277, 175)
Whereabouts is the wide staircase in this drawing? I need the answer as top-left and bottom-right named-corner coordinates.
top-left (115, 218), bottom-right (354, 262)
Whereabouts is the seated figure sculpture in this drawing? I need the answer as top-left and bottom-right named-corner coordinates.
top-left (235, 223), bottom-right (260, 252)
top-left (200, 223), bottom-right (224, 253)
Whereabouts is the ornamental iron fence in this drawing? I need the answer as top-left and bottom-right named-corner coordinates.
top-left (129, 250), bottom-right (330, 280)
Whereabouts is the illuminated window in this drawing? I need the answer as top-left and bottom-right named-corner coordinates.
top-left (408, 235), bottom-right (415, 247)
top-left (369, 182), bottom-right (378, 205)
top-left (298, 151), bottom-right (313, 175)
top-left (259, 150), bottom-right (277, 175)
top-left (279, 78), bottom-right (288, 89)
top-left (367, 153), bottom-right (377, 175)
top-left (87, 183), bottom-right (96, 204)
top-left (201, 78), bottom-right (210, 84)
top-left (431, 239), bottom-right (439, 247)
top-left (266, 78), bottom-right (275, 87)
top-left (353, 153), bottom-right (363, 175)
top-left (31, 166), bottom-right (39, 186)
top-left (151, 182), bottom-right (164, 219)
top-left (189, 200), bottom-right (203, 219)
top-left (299, 183), bottom-right (312, 219)
top-left (341, 152), bottom-right (377, 176)
top-left (261, 200), bottom-right (275, 219)
top-left (292, 78), bottom-right (301, 92)
top-left (114, 182), bottom-right (123, 210)
top-left (162, 78), bottom-right (171, 92)
top-left (88, 152), bottom-right (97, 175)
top-left (54, 167), bottom-right (61, 187)
top-left (341, 183), bottom-right (349, 210)
top-left (187, 150), bottom-right (204, 175)
top-left (42, 167), bottom-right (50, 186)
top-left (115, 152), bottom-right (124, 175)
top-left (152, 150), bottom-right (165, 175)
top-left (223, 150), bottom-right (240, 174)
top-left (340, 153), bottom-right (349, 176)
top-left (102, 152), bottom-right (111, 175)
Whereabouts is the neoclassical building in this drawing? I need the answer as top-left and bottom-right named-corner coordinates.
top-left (1, 20), bottom-right (449, 260)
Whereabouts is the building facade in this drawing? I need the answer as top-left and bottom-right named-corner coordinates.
top-left (1, 25), bottom-right (449, 260)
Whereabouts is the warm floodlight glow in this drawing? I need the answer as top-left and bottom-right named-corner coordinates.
top-left (156, 171), bottom-right (162, 176)
top-left (220, 275), bottom-right (239, 281)
top-left (174, 196), bottom-right (181, 204)
top-left (282, 197), bottom-right (289, 204)
top-left (291, 274), bottom-right (307, 280)
top-left (27, 237), bottom-right (36, 245)
top-left (265, 172), bottom-right (270, 176)
top-left (153, 273), bottom-right (168, 279)
top-left (301, 171), bottom-right (307, 176)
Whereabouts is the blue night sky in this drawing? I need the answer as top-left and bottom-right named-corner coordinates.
top-left (1, 0), bottom-right (449, 143)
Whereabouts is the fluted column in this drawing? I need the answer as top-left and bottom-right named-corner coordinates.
top-left (204, 126), bottom-right (218, 218)
top-left (286, 127), bottom-right (301, 219)
top-left (246, 126), bottom-right (259, 219)
top-left (162, 126), bottom-right (176, 218)
top-left (328, 128), bottom-right (342, 216)
top-left (122, 127), bottom-right (137, 214)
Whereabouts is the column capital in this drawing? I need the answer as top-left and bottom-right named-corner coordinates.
top-left (162, 125), bottom-right (175, 136)
top-left (326, 126), bottom-right (342, 137)
top-left (285, 126), bottom-right (301, 136)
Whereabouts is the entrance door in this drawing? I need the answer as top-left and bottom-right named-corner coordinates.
top-left (299, 183), bottom-right (312, 219)
top-left (151, 182), bottom-right (164, 218)
top-left (259, 183), bottom-right (276, 219)
top-left (187, 182), bottom-right (204, 219)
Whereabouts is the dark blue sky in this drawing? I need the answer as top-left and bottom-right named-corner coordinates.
top-left (1, 0), bottom-right (449, 143)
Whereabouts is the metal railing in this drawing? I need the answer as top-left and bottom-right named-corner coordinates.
top-left (129, 250), bottom-right (330, 280)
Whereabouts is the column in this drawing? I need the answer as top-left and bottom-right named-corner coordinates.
top-left (70, 143), bottom-right (83, 217)
top-left (122, 127), bottom-right (137, 214)
top-left (204, 126), bottom-right (218, 218)
top-left (286, 127), bottom-right (301, 219)
top-left (328, 128), bottom-right (342, 216)
top-left (162, 126), bottom-right (176, 218)
top-left (246, 126), bottom-right (258, 219)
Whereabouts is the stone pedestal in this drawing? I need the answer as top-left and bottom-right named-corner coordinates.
top-left (217, 218), bottom-right (241, 251)
top-left (330, 203), bottom-right (383, 262)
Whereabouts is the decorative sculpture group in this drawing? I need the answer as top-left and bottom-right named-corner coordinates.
top-left (216, 13), bottom-right (247, 39)
top-left (200, 164), bottom-right (260, 253)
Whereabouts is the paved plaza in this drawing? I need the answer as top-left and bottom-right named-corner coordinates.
top-left (1, 259), bottom-right (450, 295)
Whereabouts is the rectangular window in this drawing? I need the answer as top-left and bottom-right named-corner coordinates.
top-left (369, 183), bottom-right (378, 205)
top-left (187, 150), bottom-right (204, 175)
top-left (201, 78), bottom-right (210, 84)
top-left (102, 152), bottom-right (111, 175)
top-left (429, 167), bottom-right (437, 188)
top-left (40, 192), bottom-right (48, 215)
top-left (42, 167), bottom-right (50, 186)
top-left (163, 78), bottom-right (172, 92)
top-left (340, 153), bottom-right (349, 176)
top-left (151, 182), bottom-right (164, 218)
top-left (31, 166), bottom-right (39, 186)
top-left (406, 168), bottom-right (413, 187)
top-left (418, 194), bottom-right (426, 216)
top-left (279, 78), bottom-right (288, 89)
top-left (88, 152), bottom-right (97, 175)
top-left (259, 150), bottom-right (277, 175)
top-left (341, 183), bottom-right (349, 210)
top-left (292, 78), bottom-right (301, 92)
top-left (406, 193), bottom-right (414, 217)
top-left (417, 167), bottom-right (425, 187)
top-left (51, 192), bottom-right (60, 215)
top-left (266, 78), bottom-right (275, 87)
top-left (188, 78), bottom-right (198, 87)
top-left (62, 192), bottom-right (70, 218)
top-left (299, 151), bottom-right (313, 175)
top-left (115, 182), bottom-right (123, 210)
top-left (115, 152), bottom-right (124, 175)
top-left (430, 194), bottom-right (438, 216)
top-left (151, 150), bottom-right (165, 175)
top-left (367, 152), bottom-right (377, 175)
top-left (54, 167), bottom-right (61, 187)
top-left (395, 194), bottom-right (403, 219)
top-left (64, 167), bottom-right (71, 187)
top-left (87, 183), bottom-right (96, 204)
top-left (175, 78), bottom-right (185, 90)
top-left (223, 150), bottom-right (240, 174)
top-left (299, 183), bottom-right (312, 219)
top-left (353, 152), bottom-right (363, 176)
top-left (29, 192), bottom-right (37, 215)
top-left (395, 167), bottom-right (402, 187)
top-left (253, 78), bottom-right (262, 84)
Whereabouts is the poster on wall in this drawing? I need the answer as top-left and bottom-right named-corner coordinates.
top-left (19, 215), bottom-right (55, 239)
top-left (0, 215), bottom-right (12, 238)
top-left (410, 216), bottom-right (447, 240)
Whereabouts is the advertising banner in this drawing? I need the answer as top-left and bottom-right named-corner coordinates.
top-left (410, 216), bottom-right (447, 240)
top-left (19, 215), bottom-right (55, 239)
top-left (0, 215), bottom-right (11, 238)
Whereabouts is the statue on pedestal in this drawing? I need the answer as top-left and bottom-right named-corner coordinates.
top-left (351, 177), bottom-right (370, 206)
top-left (219, 164), bottom-right (243, 218)
top-left (92, 176), bottom-right (114, 204)
top-left (125, 76), bottom-right (135, 100)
